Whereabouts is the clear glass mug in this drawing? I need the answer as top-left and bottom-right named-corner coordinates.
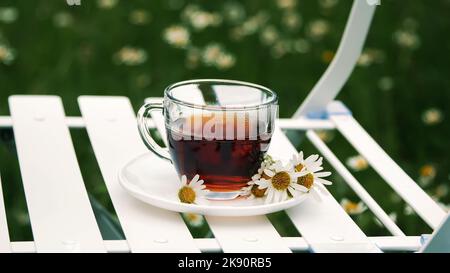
top-left (137, 79), bottom-right (278, 200)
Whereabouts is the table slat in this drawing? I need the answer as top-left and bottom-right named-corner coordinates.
top-left (8, 96), bottom-right (105, 252)
top-left (0, 175), bottom-right (11, 253)
top-left (270, 127), bottom-right (381, 253)
top-left (78, 96), bottom-right (199, 252)
top-left (331, 114), bottom-right (446, 229)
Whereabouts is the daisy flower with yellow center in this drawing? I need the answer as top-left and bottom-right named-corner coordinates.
top-left (241, 161), bottom-right (271, 199)
top-left (255, 161), bottom-right (308, 204)
top-left (178, 174), bottom-right (209, 205)
top-left (340, 198), bottom-right (367, 215)
top-left (291, 152), bottom-right (333, 201)
top-left (182, 213), bottom-right (205, 227)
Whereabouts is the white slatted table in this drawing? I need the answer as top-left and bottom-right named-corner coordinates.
top-left (0, 95), bottom-right (446, 253)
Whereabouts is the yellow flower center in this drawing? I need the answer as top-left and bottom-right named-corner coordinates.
top-left (251, 185), bottom-right (266, 198)
top-left (297, 173), bottom-right (314, 189)
top-left (344, 202), bottom-right (358, 213)
top-left (178, 186), bottom-right (196, 204)
top-left (294, 163), bottom-right (304, 172)
top-left (271, 171), bottom-right (291, 190)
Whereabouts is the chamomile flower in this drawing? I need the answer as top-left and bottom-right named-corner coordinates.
top-left (182, 213), bottom-right (205, 227)
top-left (255, 161), bottom-right (308, 204)
top-left (241, 161), bottom-right (271, 199)
top-left (163, 25), bottom-right (190, 49)
top-left (291, 152), bottom-right (333, 201)
top-left (340, 199), bottom-right (367, 215)
top-left (178, 174), bottom-right (209, 205)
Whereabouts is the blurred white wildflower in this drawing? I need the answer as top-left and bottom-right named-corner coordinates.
top-left (282, 11), bottom-right (301, 30)
top-left (389, 212), bottom-right (397, 223)
top-left (375, 212), bottom-right (398, 227)
top-left (393, 30), bottom-right (420, 50)
top-left (404, 204), bottom-right (415, 215)
top-left (182, 213), bottom-right (205, 227)
top-left (260, 25), bottom-right (279, 46)
top-left (0, 7), bottom-right (18, 23)
top-left (357, 48), bottom-right (385, 67)
top-left (216, 53), bottom-right (236, 70)
top-left (185, 47), bottom-right (201, 69)
top-left (129, 10), bottom-right (151, 25)
top-left (341, 198), bottom-right (367, 215)
top-left (293, 38), bottom-right (310, 53)
top-left (316, 130), bottom-right (335, 143)
top-left (276, 0), bottom-right (298, 10)
top-left (230, 12), bottom-right (269, 40)
top-left (422, 108), bottom-right (443, 126)
top-left (434, 184), bottom-right (449, 199)
top-left (182, 5), bottom-right (222, 31)
top-left (321, 50), bottom-right (335, 63)
top-left (0, 43), bottom-right (16, 65)
top-left (378, 76), bottom-right (394, 91)
top-left (307, 19), bottom-right (330, 40)
top-left (163, 25), bottom-right (190, 49)
top-left (223, 1), bottom-right (246, 24)
top-left (114, 46), bottom-right (147, 66)
top-left (53, 12), bottom-right (74, 28)
top-left (97, 0), bottom-right (118, 9)
top-left (418, 164), bottom-right (436, 187)
top-left (201, 43), bottom-right (235, 70)
top-left (346, 155), bottom-right (369, 172)
top-left (271, 40), bottom-right (290, 59)
top-left (319, 0), bottom-right (339, 9)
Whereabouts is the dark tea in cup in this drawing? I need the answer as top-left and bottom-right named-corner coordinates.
top-left (167, 114), bottom-right (271, 192)
top-left (137, 79), bottom-right (277, 200)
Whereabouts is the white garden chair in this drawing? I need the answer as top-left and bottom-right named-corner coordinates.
top-left (0, 0), bottom-right (449, 253)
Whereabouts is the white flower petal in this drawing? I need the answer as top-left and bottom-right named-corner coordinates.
top-left (181, 175), bottom-right (187, 186)
top-left (304, 154), bottom-right (319, 164)
top-left (315, 171), bottom-right (331, 178)
top-left (265, 189), bottom-right (275, 204)
top-left (256, 179), bottom-right (269, 189)
top-left (316, 177), bottom-right (333, 185)
top-left (290, 183), bottom-right (308, 192)
top-left (264, 169), bottom-right (275, 177)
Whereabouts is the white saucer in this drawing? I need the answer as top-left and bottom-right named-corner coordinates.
top-left (118, 153), bottom-right (308, 216)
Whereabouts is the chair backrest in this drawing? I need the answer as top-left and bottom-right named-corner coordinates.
top-left (294, 0), bottom-right (377, 118)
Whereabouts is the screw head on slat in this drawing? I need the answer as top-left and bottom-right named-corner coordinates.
top-left (153, 238), bottom-right (168, 244)
top-left (330, 235), bottom-right (345, 241)
top-left (34, 115), bottom-right (46, 121)
top-left (61, 240), bottom-right (80, 251)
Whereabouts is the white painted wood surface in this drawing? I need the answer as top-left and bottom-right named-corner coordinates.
top-left (9, 236), bottom-right (423, 253)
top-left (78, 96), bottom-right (199, 252)
top-left (8, 96), bottom-right (105, 252)
top-left (269, 127), bottom-right (381, 253)
top-left (0, 175), bottom-right (11, 253)
top-left (146, 97), bottom-right (290, 253)
top-left (331, 114), bottom-right (446, 229)
top-left (306, 130), bottom-right (405, 237)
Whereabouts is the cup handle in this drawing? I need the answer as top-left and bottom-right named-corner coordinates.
top-left (137, 102), bottom-right (172, 163)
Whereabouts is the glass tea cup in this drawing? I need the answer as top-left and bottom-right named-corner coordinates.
top-left (137, 79), bottom-right (278, 200)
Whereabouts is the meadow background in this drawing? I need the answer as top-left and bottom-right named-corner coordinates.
top-left (0, 0), bottom-right (449, 242)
